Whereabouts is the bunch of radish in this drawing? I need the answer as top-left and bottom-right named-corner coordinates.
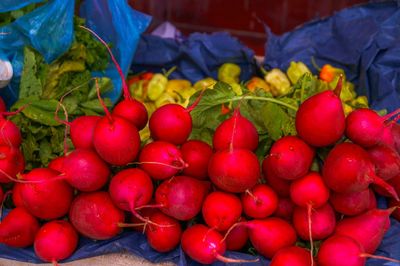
top-left (1, 27), bottom-right (400, 266)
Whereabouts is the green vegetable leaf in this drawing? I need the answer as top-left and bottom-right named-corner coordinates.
top-left (19, 47), bottom-right (43, 99)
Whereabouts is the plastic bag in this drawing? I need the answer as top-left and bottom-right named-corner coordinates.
top-left (80, 0), bottom-right (151, 102)
top-left (0, 0), bottom-right (75, 106)
top-left (263, 1), bottom-right (400, 112)
top-left (131, 24), bottom-right (256, 83)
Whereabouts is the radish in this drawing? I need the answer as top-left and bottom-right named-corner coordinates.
top-left (12, 184), bottom-right (23, 207)
top-left (47, 155), bottom-right (66, 173)
top-left (295, 76), bottom-right (345, 147)
top-left (391, 122), bottom-right (400, 154)
top-left (181, 140), bottom-right (213, 180)
top-left (93, 114), bottom-right (140, 166)
top-left (0, 146), bottom-right (25, 183)
top-left (212, 109), bottom-right (258, 151)
top-left (241, 184), bottom-right (278, 219)
top-left (155, 175), bottom-right (210, 221)
top-left (322, 142), bottom-right (399, 200)
top-left (62, 149), bottom-right (110, 191)
top-left (19, 168), bottom-right (73, 220)
top-left (367, 143), bottom-right (400, 180)
top-left (262, 156), bottom-right (291, 197)
top-left (81, 26), bottom-right (148, 132)
top-left (345, 108), bottom-right (399, 148)
top-left (330, 188), bottom-right (376, 216)
top-left (293, 203), bottom-right (336, 241)
top-left (202, 191), bottom-right (242, 231)
top-left (267, 136), bottom-right (315, 180)
top-left (317, 235), bottom-right (366, 266)
top-left (334, 208), bottom-right (394, 254)
top-left (69, 191), bottom-right (125, 240)
top-left (108, 168), bottom-right (154, 224)
top-left (208, 148), bottom-right (260, 193)
top-left (0, 207), bottom-right (40, 248)
top-left (70, 115), bottom-right (101, 150)
top-left (181, 224), bottom-right (256, 264)
top-left (145, 211), bottom-right (182, 253)
top-left (0, 118), bottom-right (21, 147)
top-left (274, 197), bottom-right (295, 221)
top-left (317, 234), bottom-right (400, 266)
top-left (223, 217), bottom-right (248, 251)
top-left (129, 207), bottom-right (157, 232)
top-left (270, 246), bottom-right (314, 266)
top-left (380, 123), bottom-right (396, 147)
top-left (139, 141), bottom-right (186, 180)
top-left (247, 218), bottom-right (297, 259)
top-left (34, 220), bottom-right (78, 263)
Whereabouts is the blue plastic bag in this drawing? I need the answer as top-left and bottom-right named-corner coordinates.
top-left (131, 27), bottom-right (256, 83)
top-left (263, 0), bottom-right (400, 112)
top-left (80, 0), bottom-right (151, 102)
top-left (0, 0), bottom-right (75, 106)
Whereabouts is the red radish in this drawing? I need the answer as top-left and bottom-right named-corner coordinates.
top-left (129, 205), bottom-right (157, 232)
top-left (345, 108), bottom-right (386, 147)
top-left (62, 149), bottom-right (110, 191)
top-left (34, 220), bottom-right (78, 263)
top-left (12, 184), bottom-right (23, 207)
top-left (267, 136), bottom-right (315, 180)
top-left (334, 208), bottom-right (393, 254)
top-left (208, 148), bottom-right (260, 193)
top-left (181, 140), bottom-right (213, 180)
top-left (0, 207), bottom-right (40, 248)
top-left (0, 146), bottom-right (25, 183)
top-left (247, 218), bottom-right (297, 259)
top-left (330, 188), bottom-right (376, 216)
top-left (241, 184), bottom-right (278, 219)
top-left (47, 156), bottom-right (66, 173)
top-left (69, 191), bottom-right (125, 240)
top-left (0, 118), bottom-right (22, 147)
top-left (295, 77), bottom-right (345, 147)
top-left (70, 115), bottom-right (101, 150)
top-left (374, 174), bottom-right (400, 197)
top-left (290, 172), bottom-right (330, 208)
top-left (388, 198), bottom-right (400, 221)
top-left (19, 168), bottom-right (73, 220)
top-left (212, 109), bottom-right (259, 151)
top-left (139, 141), bottom-right (186, 180)
top-left (0, 186), bottom-right (3, 205)
top-left (262, 156), bottom-right (291, 197)
top-left (270, 246), bottom-right (314, 266)
top-left (145, 211), bottom-right (182, 253)
top-left (202, 191), bottom-right (242, 231)
top-left (367, 143), bottom-right (400, 180)
top-left (109, 168), bottom-right (154, 224)
top-left (80, 26), bottom-right (148, 132)
top-left (155, 175), bottom-right (210, 221)
top-left (380, 123), bottom-right (395, 147)
top-left (317, 235), bottom-right (366, 266)
top-left (274, 197), bottom-right (295, 221)
top-left (181, 224), bottom-right (255, 264)
top-left (223, 217), bottom-right (248, 251)
top-left (0, 97), bottom-right (6, 113)
top-left (322, 142), bottom-right (399, 200)
top-left (112, 99), bottom-right (148, 130)
top-left (93, 114), bottom-right (140, 166)
top-left (391, 122), bottom-right (400, 154)
top-left (293, 203), bottom-right (336, 240)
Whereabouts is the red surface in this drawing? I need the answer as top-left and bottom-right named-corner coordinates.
top-left (130, 0), bottom-right (367, 55)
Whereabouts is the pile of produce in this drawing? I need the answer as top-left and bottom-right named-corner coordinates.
top-left (1, 27), bottom-right (400, 266)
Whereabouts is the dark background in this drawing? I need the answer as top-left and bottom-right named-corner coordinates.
top-left (129, 0), bottom-right (368, 55)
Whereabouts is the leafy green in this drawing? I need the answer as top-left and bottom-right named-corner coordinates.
top-left (10, 16), bottom-right (112, 169)
top-left (189, 82), bottom-right (298, 152)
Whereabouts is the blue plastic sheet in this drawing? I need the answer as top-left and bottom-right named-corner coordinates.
top-left (1, 1), bottom-right (400, 266)
top-left (263, 0), bottom-right (400, 112)
top-left (131, 29), bottom-right (256, 83)
top-left (80, 0), bottom-right (151, 102)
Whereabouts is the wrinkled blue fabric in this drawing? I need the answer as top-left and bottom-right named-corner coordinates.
top-left (79, 0), bottom-right (151, 102)
top-left (131, 31), bottom-right (256, 83)
top-left (0, 0), bottom-right (44, 14)
top-left (263, 0), bottom-right (400, 112)
top-left (0, 0), bottom-right (75, 107)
